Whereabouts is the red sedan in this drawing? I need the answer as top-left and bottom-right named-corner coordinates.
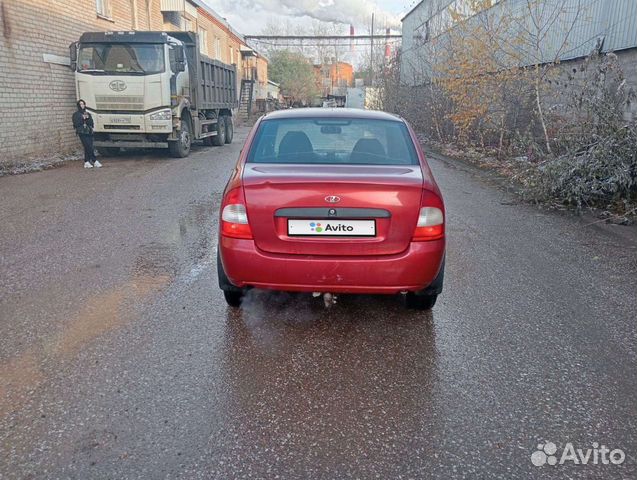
top-left (217, 108), bottom-right (445, 310)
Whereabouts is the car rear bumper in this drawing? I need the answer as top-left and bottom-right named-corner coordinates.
top-left (219, 237), bottom-right (445, 294)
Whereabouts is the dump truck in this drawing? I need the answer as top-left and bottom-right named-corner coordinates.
top-left (70, 31), bottom-right (237, 158)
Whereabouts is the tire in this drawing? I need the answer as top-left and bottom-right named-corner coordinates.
top-left (405, 292), bottom-right (437, 310)
top-left (405, 258), bottom-right (444, 310)
top-left (223, 290), bottom-right (244, 307)
top-left (224, 115), bottom-right (234, 144)
top-left (168, 117), bottom-right (192, 158)
top-left (96, 147), bottom-right (120, 157)
top-left (217, 251), bottom-right (244, 307)
top-left (211, 116), bottom-right (226, 146)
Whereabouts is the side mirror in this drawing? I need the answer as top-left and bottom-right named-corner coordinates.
top-left (69, 42), bottom-right (78, 71)
top-left (175, 46), bottom-right (186, 72)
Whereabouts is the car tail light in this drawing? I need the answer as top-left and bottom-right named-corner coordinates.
top-left (221, 187), bottom-right (253, 239)
top-left (412, 190), bottom-right (444, 241)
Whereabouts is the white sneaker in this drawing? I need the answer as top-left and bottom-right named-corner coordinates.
top-left (93, 160), bottom-right (102, 168)
top-left (84, 162), bottom-right (93, 169)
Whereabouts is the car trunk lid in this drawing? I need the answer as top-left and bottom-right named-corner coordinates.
top-left (242, 164), bottom-right (424, 256)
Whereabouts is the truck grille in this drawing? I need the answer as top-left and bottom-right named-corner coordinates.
top-left (95, 96), bottom-right (145, 111)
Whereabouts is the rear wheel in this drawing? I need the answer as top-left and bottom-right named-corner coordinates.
top-left (405, 259), bottom-right (444, 310)
top-left (217, 251), bottom-right (244, 307)
top-left (224, 115), bottom-right (234, 144)
top-left (168, 117), bottom-right (192, 158)
top-left (211, 116), bottom-right (226, 146)
top-left (223, 290), bottom-right (244, 307)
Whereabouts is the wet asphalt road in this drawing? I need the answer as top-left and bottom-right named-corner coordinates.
top-left (1, 127), bottom-right (636, 479)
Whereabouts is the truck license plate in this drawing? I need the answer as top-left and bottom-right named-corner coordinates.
top-left (110, 117), bottom-right (131, 124)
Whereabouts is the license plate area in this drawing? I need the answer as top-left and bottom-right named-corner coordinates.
top-left (109, 117), bottom-right (132, 124)
top-left (287, 219), bottom-right (376, 237)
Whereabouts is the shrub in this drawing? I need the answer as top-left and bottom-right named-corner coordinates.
top-left (525, 53), bottom-right (637, 212)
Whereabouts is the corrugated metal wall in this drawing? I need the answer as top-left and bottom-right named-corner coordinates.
top-left (505, 0), bottom-right (637, 62)
top-left (401, 0), bottom-right (637, 84)
top-left (603, 0), bottom-right (637, 51)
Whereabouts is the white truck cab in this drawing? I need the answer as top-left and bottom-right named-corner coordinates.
top-left (70, 31), bottom-right (237, 157)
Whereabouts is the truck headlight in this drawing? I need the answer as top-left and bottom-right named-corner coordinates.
top-left (150, 109), bottom-right (172, 121)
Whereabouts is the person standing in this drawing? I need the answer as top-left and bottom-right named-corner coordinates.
top-left (72, 99), bottom-right (102, 168)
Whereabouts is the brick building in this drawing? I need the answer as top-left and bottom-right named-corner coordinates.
top-left (314, 62), bottom-right (354, 97)
top-left (0, 0), bottom-right (266, 166)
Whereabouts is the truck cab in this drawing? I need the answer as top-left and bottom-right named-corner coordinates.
top-left (71, 31), bottom-right (237, 158)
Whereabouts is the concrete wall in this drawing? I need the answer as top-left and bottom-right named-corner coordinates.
top-left (0, 0), bottom-right (163, 165)
top-left (345, 87), bottom-right (365, 109)
top-left (551, 48), bottom-right (637, 123)
top-left (619, 49), bottom-right (637, 121)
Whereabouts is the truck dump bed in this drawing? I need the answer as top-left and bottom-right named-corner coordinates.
top-left (198, 57), bottom-right (237, 109)
top-left (170, 31), bottom-right (238, 111)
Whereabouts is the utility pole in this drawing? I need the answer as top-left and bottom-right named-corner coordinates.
top-left (334, 46), bottom-right (339, 97)
top-left (370, 13), bottom-right (374, 87)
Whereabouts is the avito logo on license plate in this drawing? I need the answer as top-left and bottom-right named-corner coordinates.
top-left (288, 219), bottom-right (376, 236)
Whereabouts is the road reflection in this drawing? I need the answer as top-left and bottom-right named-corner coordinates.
top-left (210, 290), bottom-right (442, 476)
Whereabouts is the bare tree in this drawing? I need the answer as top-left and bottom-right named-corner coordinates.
top-left (257, 18), bottom-right (349, 65)
top-left (511, 0), bottom-right (584, 154)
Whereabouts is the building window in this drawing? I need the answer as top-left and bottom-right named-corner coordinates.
top-left (182, 16), bottom-right (193, 32)
top-left (198, 27), bottom-right (208, 55)
top-left (215, 38), bottom-right (221, 60)
top-left (230, 46), bottom-right (234, 64)
top-left (96, 0), bottom-right (112, 18)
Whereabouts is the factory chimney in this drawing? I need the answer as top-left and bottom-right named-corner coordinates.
top-left (350, 25), bottom-right (354, 52)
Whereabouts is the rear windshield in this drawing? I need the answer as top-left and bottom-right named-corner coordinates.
top-left (247, 118), bottom-right (419, 165)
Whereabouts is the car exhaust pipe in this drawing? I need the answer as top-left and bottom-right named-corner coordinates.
top-left (313, 292), bottom-right (337, 308)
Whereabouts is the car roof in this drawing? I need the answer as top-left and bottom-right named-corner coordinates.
top-left (263, 108), bottom-right (403, 122)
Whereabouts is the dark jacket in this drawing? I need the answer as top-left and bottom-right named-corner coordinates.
top-left (72, 101), bottom-right (94, 136)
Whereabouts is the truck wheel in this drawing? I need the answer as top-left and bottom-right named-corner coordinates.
top-left (224, 116), bottom-right (234, 144)
top-left (211, 116), bottom-right (226, 146)
top-left (169, 118), bottom-right (192, 158)
top-left (96, 147), bottom-right (120, 157)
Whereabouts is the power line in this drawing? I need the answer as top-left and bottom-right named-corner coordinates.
top-left (247, 40), bottom-right (401, 46)
top-left (245, 34), bottom-right (402, 40)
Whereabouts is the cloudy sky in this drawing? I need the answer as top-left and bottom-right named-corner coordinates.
top-left (201, 0), bottom-right (419, 35)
